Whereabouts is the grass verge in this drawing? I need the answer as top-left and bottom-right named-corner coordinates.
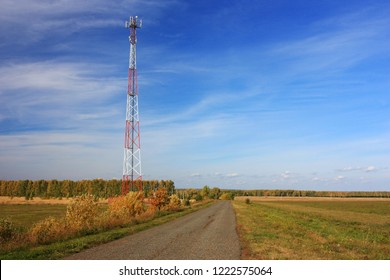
top-left (0, 201), bottom-right (214, 260)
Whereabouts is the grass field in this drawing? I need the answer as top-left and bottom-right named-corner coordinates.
top-left (0, 204), bottom-right (68, 229)
top-left (0, 197), bottom-right (108, 229)
top-left (233, 197), bottom-right (390, 260)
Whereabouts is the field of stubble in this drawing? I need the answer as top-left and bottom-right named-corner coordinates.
top-left (233, 197), bottom-right (390, 259)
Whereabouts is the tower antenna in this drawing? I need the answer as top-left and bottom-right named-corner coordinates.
top-left (122, 16), bottom-right (142, 195)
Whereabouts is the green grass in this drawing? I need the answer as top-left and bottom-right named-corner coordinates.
top-left (0, 201), bottom-right (214, 259)
top-left (233, 200), bottom-right (390, 260)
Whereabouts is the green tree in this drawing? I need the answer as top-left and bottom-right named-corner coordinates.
top-left (47, 179), bottom-right (62, 198)
top-left (62, 180), bottom-right (74, 198)
top-left (25, 180), bottom-right (34, 200)
top-left (0, 181), bottom-right (7, 196)
top-left (106, 179), bottom-right (121, 198)
top-left (17, 180), bottom-right (29, 197)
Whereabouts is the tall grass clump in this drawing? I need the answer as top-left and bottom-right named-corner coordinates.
top-left (65, 195), bottom-right (99, 232)
top-left (30, 217), bottom-right (64, 244)
top-left (165, 194), bottom-right (182, 211)
top-left (107, 192), bottom-right (146, 226)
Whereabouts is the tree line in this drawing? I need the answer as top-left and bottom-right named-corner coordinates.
top-left (0, 179), bottom-right (175, 199)
top-left (225, 189), bottom-right (390, 198)
top-left (1, 179), bottom-right (388, 199)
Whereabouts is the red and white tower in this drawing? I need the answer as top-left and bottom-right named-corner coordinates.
top-left (123, 16), bottom-right (142, 195)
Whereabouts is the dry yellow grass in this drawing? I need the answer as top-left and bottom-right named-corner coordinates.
top-left (233, 198), bottom-right (390, 259)
top-left (256, 202), bottom-right (389, 225)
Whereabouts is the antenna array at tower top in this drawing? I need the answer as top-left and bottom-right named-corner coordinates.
top-left (125, 16), bottom-right (142, 29)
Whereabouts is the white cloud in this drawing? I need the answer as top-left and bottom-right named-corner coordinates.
top-left (281, 171), bottom-right (291, 179)
top-left (0, 61), bottom-right (119, 92)
top-left (365, 166), bottom-right (377, 172)
top-left (335, 175), bottom-right (345, 181)
top-left (189, 172), bottom-right (242, 179)
top-left (339, 166), bottom-right (360, 172)
top-left (225, 173), bottom-right (240, 178)
top-left (337, 166), bottom-right (384, 173)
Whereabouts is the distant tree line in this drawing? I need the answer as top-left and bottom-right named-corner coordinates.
top-left (225, 189), bottom-right (390, 198)
top-left (1, 180), bottom-right (388, 199)
top-left (0, 179), bottom-right (175, 199)
top-left (176, 186), bottom-right (222, 201)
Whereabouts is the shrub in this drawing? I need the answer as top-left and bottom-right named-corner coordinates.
top-left (245, 198), bottom-right (251, 204)
top-left (0, 218), bottom-right (18, 243)
top-left (108, 192), bottom-right (145, 220)
top-left (30, 217), bottom-right (64, 244)
top-left (164, 194), bottom-right (181, 211)
top-left (149, 187), bottom-right (170, 210)
top-left (65, 195), bottom-right (99, 231)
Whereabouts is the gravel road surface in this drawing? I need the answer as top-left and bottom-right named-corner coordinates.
top-left (65, 201), bottom-right (240, 259)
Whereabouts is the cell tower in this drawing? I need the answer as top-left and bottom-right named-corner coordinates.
top-left (122, 16), bottom-right (142, 195)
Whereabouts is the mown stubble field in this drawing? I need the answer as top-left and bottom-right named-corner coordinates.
top-left (0, 197), bottom-right (107, 229)
top-left (233, 197), bottom-right (390, 260)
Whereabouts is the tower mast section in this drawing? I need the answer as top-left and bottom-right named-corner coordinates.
top-left (123, 16), bottom-right (142, 195)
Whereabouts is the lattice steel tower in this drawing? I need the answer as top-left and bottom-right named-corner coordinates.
top-left (122, 16), bottom-right (142, 195)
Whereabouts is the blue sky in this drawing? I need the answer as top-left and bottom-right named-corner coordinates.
top-left (0, 0), bottom-right (389, 191)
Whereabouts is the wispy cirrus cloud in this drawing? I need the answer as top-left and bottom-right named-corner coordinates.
top-left (337, 166), bottom-right (386, 173)
top-left (0, 131), bottom-right (122, 180)
top-left (0, 61), bottom-right (119, 92)
top-left (0, 0), bottom-right (185, 71)
top-left (269, 9), bottom-right (390, 76)
top-left (0, 61), bottom-right (124, 133)
top-left (0, 0), bottom-right (181, 41)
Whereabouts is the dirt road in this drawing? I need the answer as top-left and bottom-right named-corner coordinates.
top-left (65, 201), bottom-right (240, 259)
